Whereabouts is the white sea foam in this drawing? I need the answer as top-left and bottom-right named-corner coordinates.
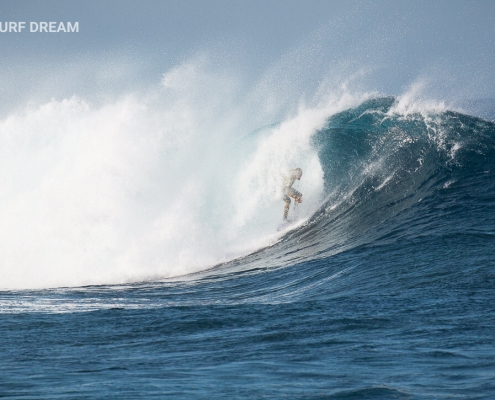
top-left (0, 56), bottom-right (368, 290)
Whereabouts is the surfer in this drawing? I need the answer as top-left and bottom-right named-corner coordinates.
top-left (282, 168), bottom-right (303, 221)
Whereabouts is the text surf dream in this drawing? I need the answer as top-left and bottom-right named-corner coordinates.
top-left (0, 22), bottom-right (79, 33)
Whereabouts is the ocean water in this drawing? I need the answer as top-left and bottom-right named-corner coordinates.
top-left (1, 95), bottom-right (495, 399)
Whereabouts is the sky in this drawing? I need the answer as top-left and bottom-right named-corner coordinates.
top-left (0, 0), bottom-right (494, 111)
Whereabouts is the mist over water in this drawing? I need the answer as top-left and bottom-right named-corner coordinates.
top-left (1, 43), bottom-right (490, 290)
top-left (0, 52), bottom-right (375, 289)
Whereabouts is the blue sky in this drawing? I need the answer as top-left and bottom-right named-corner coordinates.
top-left (1, 0), bottom-right (494, 110)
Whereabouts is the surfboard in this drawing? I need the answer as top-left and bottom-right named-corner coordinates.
top-left (277, 217), bottom-right (299, 231)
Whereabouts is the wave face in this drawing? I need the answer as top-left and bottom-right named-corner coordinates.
top-left (210, 97), bottom-right (495, 276)
top-left (1, 98), bottom-right (495, 398)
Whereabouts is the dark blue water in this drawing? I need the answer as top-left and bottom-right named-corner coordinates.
top-left (1, 98), bottom-right (494, 399)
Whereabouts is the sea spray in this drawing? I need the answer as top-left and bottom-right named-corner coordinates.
top-left (0, 58), bottom-right (366, 289)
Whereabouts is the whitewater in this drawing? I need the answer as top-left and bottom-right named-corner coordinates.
top-left (0, 58), bottom-right (372, 289)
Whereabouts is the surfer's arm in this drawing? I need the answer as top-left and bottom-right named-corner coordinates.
top-left (285, 186), bottom-right (302, 202)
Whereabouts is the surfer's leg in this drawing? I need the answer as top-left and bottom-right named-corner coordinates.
top-left (283, 196), bottom-right (291, 220)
